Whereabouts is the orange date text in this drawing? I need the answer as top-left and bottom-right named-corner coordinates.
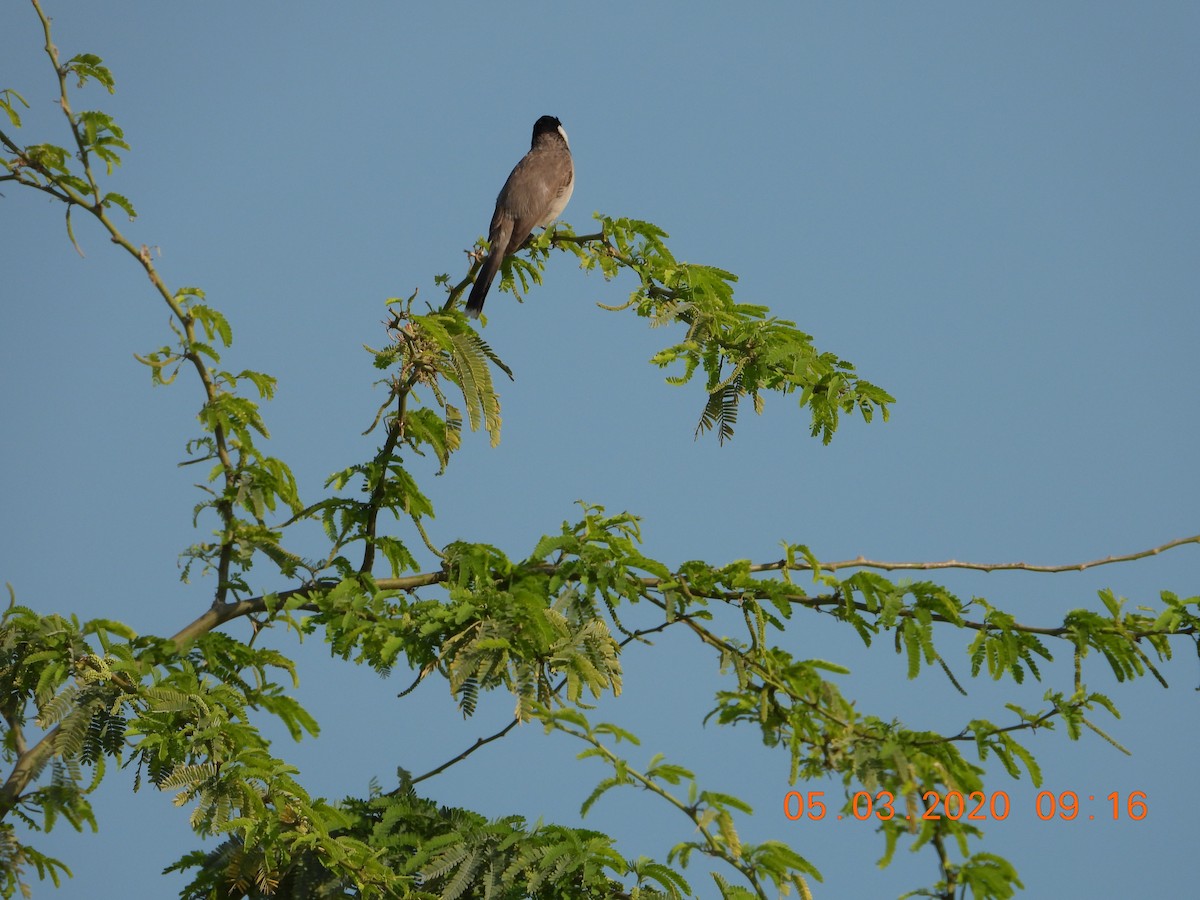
top-left (783, 790), bottom-right (1148, 822)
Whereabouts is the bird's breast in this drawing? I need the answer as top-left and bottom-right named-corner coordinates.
top-left (542, 171), bottom-right (574, 225)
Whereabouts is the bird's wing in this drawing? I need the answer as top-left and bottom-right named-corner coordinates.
top-left (498, 148), bottom-right (574, 253)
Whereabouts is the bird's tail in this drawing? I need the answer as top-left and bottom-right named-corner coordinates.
top-left (464, 231), bottom-right (508, 319)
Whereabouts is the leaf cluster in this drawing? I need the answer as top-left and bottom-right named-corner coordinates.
top-left (173, 782), bottom-right (697, 900)
top-left (554, 216), bottom-right (894, 444)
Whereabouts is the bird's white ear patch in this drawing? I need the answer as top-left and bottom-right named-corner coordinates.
top-left (557, 124), bottom-right (570, 147)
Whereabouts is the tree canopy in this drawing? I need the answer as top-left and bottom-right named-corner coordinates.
top-left (2, 3), bottom-right (1198, 899)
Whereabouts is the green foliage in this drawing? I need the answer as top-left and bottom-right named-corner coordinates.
top-left (453, 214), bottom-right (893, 446)
top-left (171, 785), bottom-right (679, 900)
top-left (3, 8), bottom-right (1199, 900)
top-left (62, 53), bottom-right (116, 92)
top-left (75, 108), bottom-right (127, 174)
top-left (558, 215), bottom-right (894, 444)
top-left (544, 708), bottom-right (819, 899)
top-left (0, 88), bottom-right (28, 127)
top-left (407, 310), bottom-right (511, 449)
top-left (0, 824), bottom-right (72, 899)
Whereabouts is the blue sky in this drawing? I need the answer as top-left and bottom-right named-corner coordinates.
top-left (3, 1), bottom-right (1198, 896)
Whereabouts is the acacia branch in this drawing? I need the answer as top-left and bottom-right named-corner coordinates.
top-left (407, 719), bottom-right (520, 788)
top-left (0, 168), bottom-right (72, 203)
top-left (13, 528), bottom-right (1185, 822)
top-left (552, 718), bottom-right (771, 900)
top-left (359, 385), bottom-right (409, 574)
top-left (0, 571), bottom-right (447, 821)
top-left (168, 571), bottom-right (447, 646)
top-left (70, 527), bottom-right (1200, 677)
top-left (444, 228), bottom-right (604, 316)
top-left (641, 590), bottom-right (861, 735)
top-left (765, 533), bottom-right (1200, 575)
top-left (927, 825), bottom-right (957, 900)
top-left (31, 0), bottom-right (100, 207)
top-left (16, 0), bottom-right (242, 604)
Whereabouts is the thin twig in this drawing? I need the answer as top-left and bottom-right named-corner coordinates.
top-left (406, 719), bottom-right (521, 788)
top-left (760, 533), bottom-right (1200, 575)
top-left (21, 0), bottom-right (242, 604)
top-left (403, 618), bottom-right (682, 786)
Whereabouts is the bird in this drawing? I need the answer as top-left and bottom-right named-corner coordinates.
top-left (464, 115), bottom-right (574, 318)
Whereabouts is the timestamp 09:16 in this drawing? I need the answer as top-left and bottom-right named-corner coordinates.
top-left (783, 790), bottom-right (1148, 823)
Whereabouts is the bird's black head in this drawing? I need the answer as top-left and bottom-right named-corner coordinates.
top-left (532, 115), bottom-right (562, 136)
top-left (531, 115), bottom-right (566, 147)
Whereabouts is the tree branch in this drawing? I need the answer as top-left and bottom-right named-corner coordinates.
top-left (359, 387), bottom-right (408, 575)
top-left (89, 528), bottom-right (1200, 665)
top-left (765, 533), bottom-right (1200, 575)
top-left (406, 718), bottom-right (521, 788)
top-left (14, 0), bottom-right (245, 605)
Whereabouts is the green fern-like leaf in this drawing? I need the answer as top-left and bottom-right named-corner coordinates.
top-left (447, 331), bottom-right (503, 447)
top-left (36, 684), bottom-right (80, 729)
top-left (695, 374), bottom-right (742, 444)
top-left (440, 843), bottom-right (483, 900)
top-left (159, 761), bottom-right (219, 793)
top-left (53, 707), bottom-right (94, 760)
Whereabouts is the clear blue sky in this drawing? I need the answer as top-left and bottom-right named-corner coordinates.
top-left (3, 1), bottom-right (1198, 896)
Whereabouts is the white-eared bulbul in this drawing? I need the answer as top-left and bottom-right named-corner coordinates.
top-left (465, 115), bottom-right (574, 318)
